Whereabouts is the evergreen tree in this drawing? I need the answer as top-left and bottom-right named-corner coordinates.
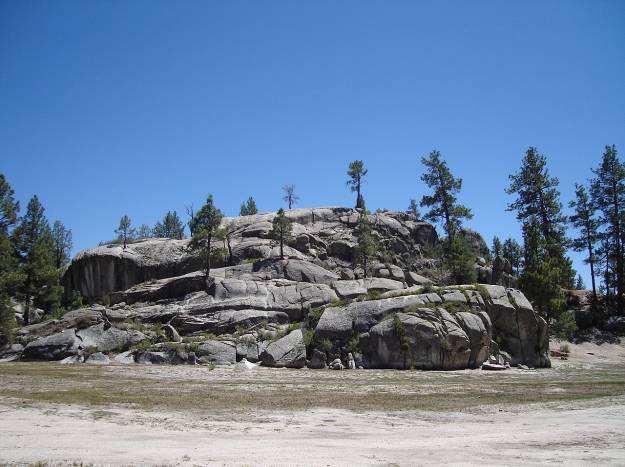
top-left (136, 224), bottom-right (153, 238)
top-left (354, 210), bottom-right (377, 278)
top-left (239, 197), bottom-right (258, 216)
top-left (115, 215), bottom-right (136, 249)
top-left (506, 147), bottom-right (575, 288)
top-left (518, 216), bottom-right (566, 319)
top-left (51, 220), bottom-right (72, 269)
top-left (189, 195), bottom-right (224, 279)
top-left (502, 238), bottom-right (523, 275)
top-left (575, 275), bottom-right (586, 290)
top-left (492, 236), bottom-right (502, 257)
top-left (153, 211), bottom-right (184, 239)
top-left (0, 174), bottom-right (20, 344)
top-left (591, 145), bottom-right (625, 314)
top-left (445, 235), bottom-right (477, 285)
top-left (420, 150), bottom-right (473, 252)
top-left (347, 160), bottom-right (367, 209)
top-left (282, 185), bottom-right (299, 210)
top-left (569, 183), bottom-right (600, 304)
top-left (12, 196), bottom-right (61, 324)
top-left (407, 198), bottom-right (420, 220)
top-left (270, 208), bottom-right (292, 259)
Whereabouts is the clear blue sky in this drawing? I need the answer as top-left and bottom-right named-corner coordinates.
top-left (1, 1), bottom-right (624, 286)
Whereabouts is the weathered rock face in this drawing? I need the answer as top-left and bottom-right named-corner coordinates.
top-left (62, 207), bottom-right (438, 302)
top-left (315, 286), bottom-right (549, 369)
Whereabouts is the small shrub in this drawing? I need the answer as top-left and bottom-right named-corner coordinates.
top-left (303, 329), bottom-right (317, 347)
top-left (366, 290), bottom-right (381, 301)
top-left (321, 338), bottom-right (333, 353)
top-left (551, 311), bottom-right (577, 341)
top-left (286, 322), bottom-right (301, 333)
top-left (421, 283), bottom-right (435, 294)
top-left (130, 339), bottom-right (153, 351)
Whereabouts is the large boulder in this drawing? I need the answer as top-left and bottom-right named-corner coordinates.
top-left (480, 285), bottom-right (550, 368)
top-left (260, 329), bottom-right (306, 368)
top-left (22, 329), bottom-right (81, 361)
top-left (360, 309), bottom-right (471, 370)
top-left (195, 340), bottom-right (237, 365)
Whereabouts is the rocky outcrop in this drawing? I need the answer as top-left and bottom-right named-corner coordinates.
top-left (62, 207), bottom-right (438, 302)
top-left (3, 207), bottom-right (553, 371)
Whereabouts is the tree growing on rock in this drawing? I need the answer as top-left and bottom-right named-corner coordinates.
top-left (591, 145), bottom-right (624, 314)
top-left (407, 198), bottom-right (420, 220)
top-left (270, 208), bottom-right (292, 259)
top-left (282, 185), bottom-right (299, 210)
top-left (12, 196), bottom-right (62, 324)
top-left (51, 220), bottom-right (72, 269)
top-left (354, 210), bottom-right (378, 278)
top-left (136, 224), bottom-right (153, 238)
top-left (115, 215), bottom-right (136, 250)
top-left (189, 195), bottom-right (224, 279)
top-left (575, 275), bottom-right (586, 290)
top-left (347, 160), bottom-right (367, 209)
top-left (240, 196), bottom-right (258, 216)
top-left (153, 211), bottom-right (185, 239)
top-left (569, 183), bottom-right (599, 305)
top-left (419, 150), bottom-right (473, 252)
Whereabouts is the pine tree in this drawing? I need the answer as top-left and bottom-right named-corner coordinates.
top-left (189, 195), bottom-right (224, 279)
top-left (136, 224), bottom-right (153, 238)
top-left (492, 236), bottom-right (502, 257)
top-left (354, 210), bottom-right (377, 278)
top-left (420, 150), bottom-right (473, 252)
top-left (518, 216), bottom-right (566, 319)
top-left (569, 183), bottom-right (600, 305)
top-left (575, 275), bottom-right (586, 290)
top-left (502, 238), bottom-right (523, 275)
top-left (115, 215), bottom-right (136, 249)
top-left (347, 160), bottom-right (367, 209)
top-left (12, 196), bottom-right (61, 324)
top-left (153, 211), bottom-right (184, 239)
top-left (239, 197), bottom-right (258, 216)
top-left (0, 174), bottom-right (20, 344)
top-left (407, 199), bottom-right (420, 220)
top-left (506, 147), bottom-right (575, 289)
top-left (282, 185), bottom-right (299, 210)
top-left (270, 208), bottom-right (292, 259)
top-left (51, 220), bottom-right (72, 269)
top-left (591, 145), bottom-right (625, 314)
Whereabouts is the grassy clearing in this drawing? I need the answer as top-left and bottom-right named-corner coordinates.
top-left (0, 363), bottom-right (623, 414)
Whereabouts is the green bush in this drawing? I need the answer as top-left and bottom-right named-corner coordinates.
top-left (0, 297), bottom-right (17, 346)
top-left (551, 311), bottom-right (577, 341)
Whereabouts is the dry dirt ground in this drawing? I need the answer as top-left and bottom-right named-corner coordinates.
top-left (1, 340), bottom-right (624, 466)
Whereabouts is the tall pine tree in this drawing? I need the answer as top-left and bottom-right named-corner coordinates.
top-left (0, 174), bottom-right (20, 344)
top-left (506, 148), bottom-right (575, 318)
top-left (591, 145), bottom-right (625, 314)
top-left (420, 150), bottom-right (473, 252)
top-left (569, 183), bottom-right (599, 305)
top-left (189, 195), bottom-right (224, 279)
top-left (12, 196), bottom-right (61, 324)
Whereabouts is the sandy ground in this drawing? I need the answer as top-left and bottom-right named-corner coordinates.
top-left (1, 340), bottom-right (624, 466)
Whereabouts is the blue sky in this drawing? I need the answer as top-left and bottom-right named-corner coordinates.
top-left (1, 1), bottom-right (624, 285)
